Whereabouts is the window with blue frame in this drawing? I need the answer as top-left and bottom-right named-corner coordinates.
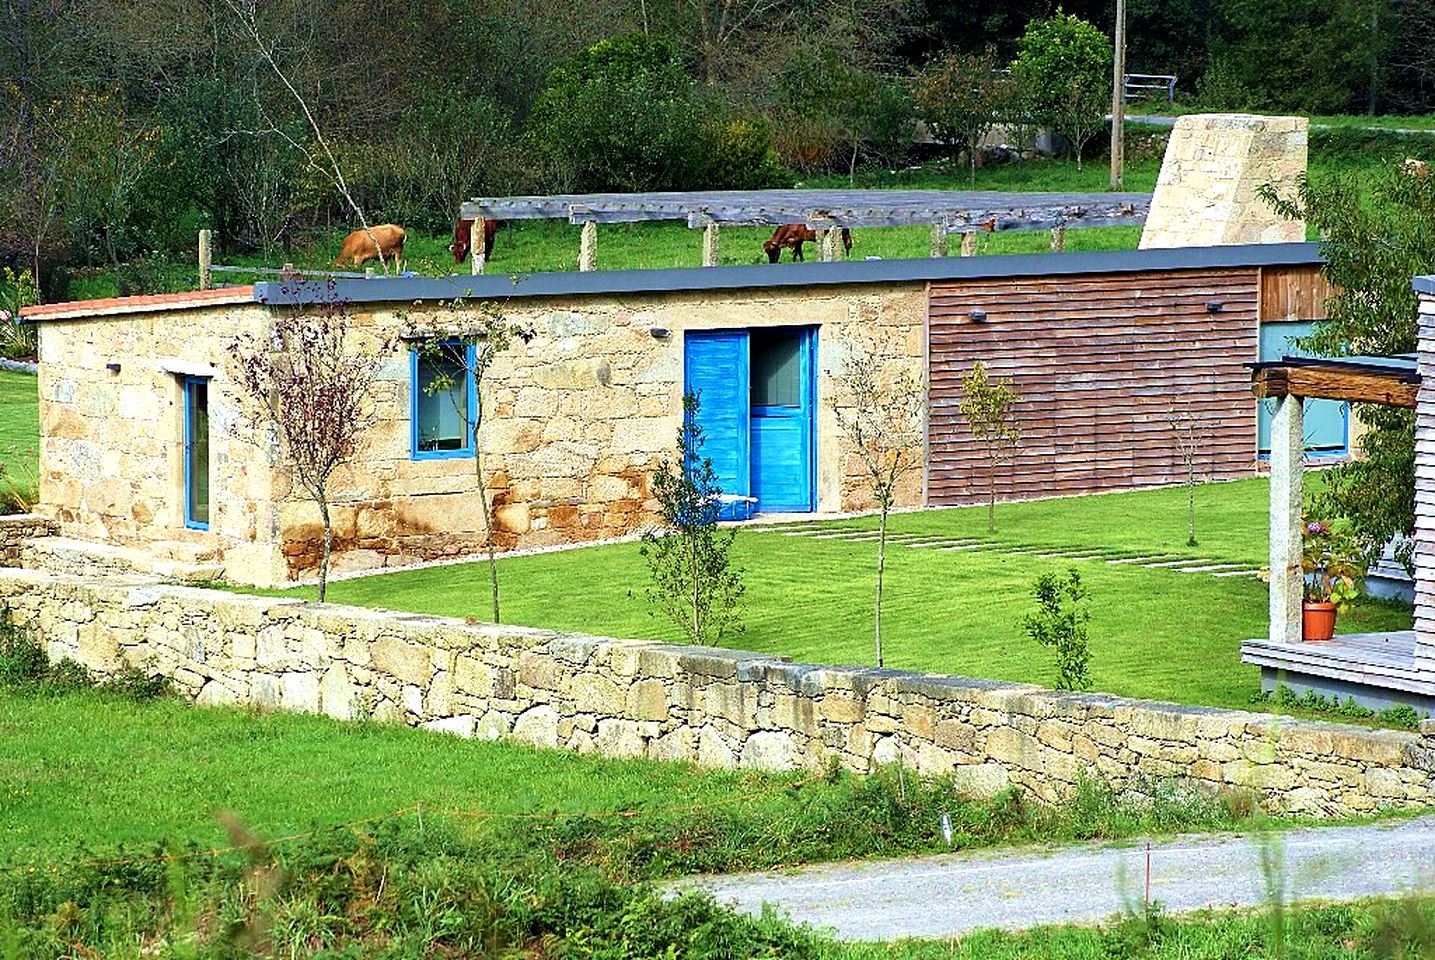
top-left (411, 341), bottom-right (476, 459)
top-left (182, 376), bottom-right (210, 530)
top-left (1256, 321), bottom-right (1349, 459)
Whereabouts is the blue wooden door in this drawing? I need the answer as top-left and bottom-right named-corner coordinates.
top-left (1257, 321), bottom-right (1349, 457)
top-left (684, 330), bottom-right (751, 519)
top-left (749, 328), bottom-right (816, 513)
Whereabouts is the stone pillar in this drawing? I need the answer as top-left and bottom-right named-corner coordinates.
top-left (1050, 224), bottom-right (1066, 252)
top-left (960, 232), bottom-right (976, 257)
top-left (1140, 114), bottom-right (1308, 249)
top-left (470, 215), bottom-right (487, 275)
top-left (579, 221), bottom-right (597, 272)
top-left (1269, 393), bottom-right (1304, 644)
top-left (821, 227), bottom-right (840, 262)
top-left (929, 223), bottom-right (948, 258)
top-left (702, 221), bottom-right (720, 267)
top-left (1413, 293), bottom-right (1435, 674)
top-left (198, 229), bottom-right (212, 290)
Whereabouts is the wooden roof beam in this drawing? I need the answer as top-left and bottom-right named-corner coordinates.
top-left (1251, 364), bottom-right (1418, 407)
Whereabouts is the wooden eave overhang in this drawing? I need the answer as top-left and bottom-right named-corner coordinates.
top-left (1249, 354), bottom-right (1419, 408)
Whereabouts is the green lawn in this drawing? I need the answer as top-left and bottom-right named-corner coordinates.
top-left (268, 478), bottom-right (1411, 712)
top-left (0, 369), bottom-right (38, 509)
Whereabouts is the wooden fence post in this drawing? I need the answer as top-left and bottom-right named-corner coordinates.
top-left (960, 232), bottom-right (976, 257)
top-left (198, 229), bottom-right (212, 290)
top-left (1050, 224), bottom-right (1066, 252)
top-left (701, 220), bottom-right (720, 267)
top-left (470, 215), bottom-right (487, 276)
top-left (929, 223), bottom-right (949, 258)
top-left (579, 221), bottom-right (598, 272)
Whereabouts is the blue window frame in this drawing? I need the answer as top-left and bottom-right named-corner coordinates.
top-left (411, 341), bottom-right (477, 460)
top-left (182, 376), bottom-right (210, 530)
top-left (1257, 321), bottom-right (1350, 460)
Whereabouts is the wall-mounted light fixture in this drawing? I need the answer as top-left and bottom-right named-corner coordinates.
top-left (105, 362), bottom-right (122, 374)
top-left (968, 310), bottom-right (988, 323)
top-left (1205, 300), bottom-right (1224, 313)
top-left (649, 326), bottom-right (672, 340)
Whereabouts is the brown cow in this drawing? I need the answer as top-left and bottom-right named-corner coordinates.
top-left (335, 224), bottom-right (406, 267)
top-left (450, 218), bottom-right (501, 263)
top-left (763, 224), bottom-right (853, 263)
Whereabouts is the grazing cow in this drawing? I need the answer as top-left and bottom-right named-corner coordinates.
top-left (763, 224), bottom-right (853, 263)
top-left (335, 224), bottom-right (406, 267)
top-left (450, 217), bottom-right (501, 264)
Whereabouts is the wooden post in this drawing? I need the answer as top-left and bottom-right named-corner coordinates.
top-left (929, 223), bottom-right (949, 258)
top-left (470, 215), bottom-right (486, 276)
top-left (1050, 224), bottom-right (1066, 252)
top-left (1110, 0), bottom-right (1128, 190)
top-left (198, 229), bottom-right (212, 291)
top-left (701, 220), bottom-right (720, 267)
top-left (1269, 394), bottom-right (1304, 644)
top-left (960, 232), bottom-right (976, 257)
top-left (579, 220), bottom-right (598, 272)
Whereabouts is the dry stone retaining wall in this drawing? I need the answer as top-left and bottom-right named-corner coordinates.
top-left (0, 514), bottom-right (58, 567)
top-left (2, 567), bottom-right (1432, 817)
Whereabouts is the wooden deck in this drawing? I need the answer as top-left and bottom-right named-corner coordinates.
top-left (1241, 631), bottom-right (1435, 707)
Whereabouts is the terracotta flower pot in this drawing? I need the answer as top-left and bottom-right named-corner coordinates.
top-left (1303, 601), bottom-right (1337, 642)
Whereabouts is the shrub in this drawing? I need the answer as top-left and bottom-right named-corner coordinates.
top-left (699, 113), bottom-right (791, 190)
top-left (528, 34), bottom-right (705, 192)
top-left (767, 108), bottom-right (843, 174)
top-left (0, 266), bottom-right (39, 360)
top-left (1011, 12), bottom-right (1112, 168)
top-left (914, 47), bottom-right (1011, 181)
top-left (1021, 568), bottom-right (1093, 691)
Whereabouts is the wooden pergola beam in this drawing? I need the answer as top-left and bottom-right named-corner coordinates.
top-left (1251, 364), bottom-right (1418, 407)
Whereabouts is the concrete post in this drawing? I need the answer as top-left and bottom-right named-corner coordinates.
top-left (702, 221), bottom-right (720, 267)
top-left (820, 227), bottom-right (839, 262)
top-left (470, 215), bottom-right (486, 276)
top-left (579, 221), bottom-right (597, 272)
top-left (1269, 394), bottom-right (1304, 644)
top-left (1050, 224), bottom-right (1066, 252)
top-left (929, 223), bottom-right (948, 258)
top-left (198, 229), bottom-right (212, 291)
top-left (960, 232), bottom-right (976, 257)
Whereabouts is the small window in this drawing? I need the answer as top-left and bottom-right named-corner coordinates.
top-left (751, 330), bottom-right (802, 408)
top-left (411, 342), bottom-right (474, 459)
top-left (183, 376), bottom-right (210, 530)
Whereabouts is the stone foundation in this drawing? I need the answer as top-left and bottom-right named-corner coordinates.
top-left (2, 567), bottom-right (1432, 817)
top-left (0, 514), bottom-right (58, 567)
top-left (1140, 114), bottom-right (1307, 249)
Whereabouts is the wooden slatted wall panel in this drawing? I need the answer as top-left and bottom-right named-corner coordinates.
top-left (1260, 264), bottom-right (1334, 321)
top-left (927, 268), bottom-right (1260, 506)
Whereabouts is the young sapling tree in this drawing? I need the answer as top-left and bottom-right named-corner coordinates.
top-left (1022, 568), bottom-right (1093, 691)
top-left (1166, 401), bottom-right (1211, 546)
top-left (413, 300), bottom-right (532, 624)
top-left (640, 392), bottom-right (745, 644)
top-left (228, 289), bottom-right (387, 601)
top-left (959, 361), bottom-right (1021, 533)
top-left (830, 340), bottom-right (926, 669)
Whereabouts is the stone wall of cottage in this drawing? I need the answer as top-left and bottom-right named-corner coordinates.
top-left (4, 567), bottom-right (1432, 817)
top-left (34, 305), bottom-right (287, 585)
top-left (274, 284), bottom-right (927, 580)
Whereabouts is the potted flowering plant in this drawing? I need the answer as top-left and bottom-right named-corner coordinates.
top-left (1301, 519), bottom-right (1365, 641)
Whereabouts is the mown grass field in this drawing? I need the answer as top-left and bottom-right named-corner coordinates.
top-left (268, 478), bottom-right (1412, 712)
top-left (0, 368), bottom-right (37, 509)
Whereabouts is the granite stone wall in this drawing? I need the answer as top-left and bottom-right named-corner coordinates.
top-left (3, 567), bottom-right (1432, 817)
top-left (0, 514), bottom-right (58, 566)
top-left (1140, 114), bottom-right (1308, 249)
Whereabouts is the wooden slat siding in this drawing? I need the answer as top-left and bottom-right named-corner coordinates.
top-left (1260, 264), bottom-right (1334, 321)
top-left (1412, 298), bottom-right (1435, 674)
top-left (927, 268), bottom-right (1259, 507)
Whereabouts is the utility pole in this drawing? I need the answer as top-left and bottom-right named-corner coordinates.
top-left (1109, 0), bottom-right (1127, 190)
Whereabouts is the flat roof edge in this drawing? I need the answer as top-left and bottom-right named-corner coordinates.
top-left (1414, 275), bottom-right (1435, 296)
top-left (254, 242), bottom-right (1323, 308)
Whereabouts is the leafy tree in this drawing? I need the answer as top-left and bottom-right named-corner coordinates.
top-left (959, 361), bottom-right (1021, 534)
top-left (640, 393), bottom-right (745, 645)
top-left (1022, 568), bottom-right (1092, 691)
top-left (1011, 12), bottom-right (1112, 169)
top-left (529, 34), bottom-right (705, 192)
top-left (830, 341), bottom-right (925, 669)
top-left (913, 46), bottom-right (1010, 185)
top-left (1262, 161), bottom-right (1435, 570)
top-left (228, 289), bottom-right (387, 601)
top-left (414, 302), bottom-right (534, 623)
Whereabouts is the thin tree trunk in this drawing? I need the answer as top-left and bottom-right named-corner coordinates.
top-left (474, 449), bottom-right (499, 623)
top-left (987, 454), bottom-right (997, 534)
top-left (874, 506), bottom-right (886, 668)
top-left (318, 495), bottom-right (331, 603)
top-left (690, 531), bottom-right (700, 642)
top-left (1186, 463), bottom-right (1197, 546)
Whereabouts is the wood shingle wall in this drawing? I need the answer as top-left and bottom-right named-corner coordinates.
top-left (926, 268), bottom-right (1261, 506)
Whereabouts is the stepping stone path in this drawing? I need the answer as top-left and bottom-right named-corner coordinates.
top-left (758, 524), bottom-right (1260, 582)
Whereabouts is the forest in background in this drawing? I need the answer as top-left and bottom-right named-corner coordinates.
top-left (3, 0), bottom-right (1434, 303)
